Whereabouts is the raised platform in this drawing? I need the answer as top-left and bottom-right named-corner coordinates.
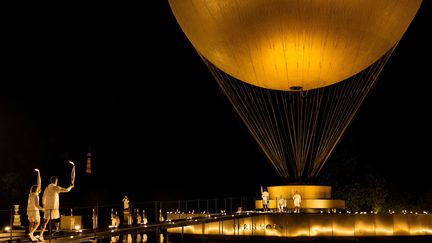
top-left (256, 199), bottom-right (345, 211)
top-left (257, 185), bottom-right (345, 211)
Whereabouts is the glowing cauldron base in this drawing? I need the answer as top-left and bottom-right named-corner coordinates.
top-left (256, 185), bottom-right (345, 213)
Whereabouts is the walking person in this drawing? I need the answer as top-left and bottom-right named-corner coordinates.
top-left (39, 176), bottom-right (74, 241)
top-left (27, 169), bottom-right (44, 242)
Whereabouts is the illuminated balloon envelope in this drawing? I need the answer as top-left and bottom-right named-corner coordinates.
top-left (169, 0), bottom-right (422, 180)
top-left (169, 0), bottom-right (421, 91)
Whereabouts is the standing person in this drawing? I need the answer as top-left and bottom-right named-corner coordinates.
top-left (40, 176), bottom-right (74, 241)
top-left (293, 191), bottom-right (301, 213)
top-left (261, 187), bottom-right (270, 211)
top-left (27, 169), bottom-right (44, 242)
top-left (277, 195), bottom-right (286, 212)
top-left (122, 196), bottom-right (130, 210)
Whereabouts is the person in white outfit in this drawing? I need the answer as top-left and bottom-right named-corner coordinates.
top-left (39, 176), bottom-right (74, 241)
top-left (27, 169), bottom-right (44, 242)
top-left (293, 191), bottom-right (301, 213)
top-left (277, 195), bottom-right (286, 212)
top-left (261, 189), bottom-right (270, 211)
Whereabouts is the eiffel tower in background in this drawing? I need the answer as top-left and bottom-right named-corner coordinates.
top-left (86, 146), bottom-right (91, 174)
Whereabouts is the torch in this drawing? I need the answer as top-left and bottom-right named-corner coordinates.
top-left (68, 160), bottom-right (75, 185)
top-left (34, 168), bottom-right (41, 188)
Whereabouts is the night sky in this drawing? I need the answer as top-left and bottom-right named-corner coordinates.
top-left (0, 2), bottom-right (431, 208)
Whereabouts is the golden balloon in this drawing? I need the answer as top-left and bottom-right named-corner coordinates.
top-left (169, 0), bottom-right (421, 91)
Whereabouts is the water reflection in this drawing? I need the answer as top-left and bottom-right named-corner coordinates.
top-left (105, 232), bottom-right (166, 243)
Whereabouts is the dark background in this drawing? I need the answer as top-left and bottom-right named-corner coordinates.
top-left (0, 2), bottom-right (431, 209)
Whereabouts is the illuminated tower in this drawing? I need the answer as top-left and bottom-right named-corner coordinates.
top-left (86, 148), bottom-right (92, 174)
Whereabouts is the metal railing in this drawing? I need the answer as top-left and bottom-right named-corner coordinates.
top-left (0, 196), bottom-right (256, 242)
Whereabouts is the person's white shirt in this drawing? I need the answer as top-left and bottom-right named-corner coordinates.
top-left (27, 193), bottom-right (43, 220)
top-left (42, 184), bottom-right (72, 219)
top-left (277, 196), bottom-right (286, 212)
top-left (293, 192), bottom-right (301, 207)
top-left (262, 190), bottom-right (270, 211)
top-left (262, 191), bottom-right (269, 202)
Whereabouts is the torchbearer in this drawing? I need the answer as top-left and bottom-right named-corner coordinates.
top-left (40, 162), bottom-right (75, 241)
top-left (27, 168), bottom-right (44, 242)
